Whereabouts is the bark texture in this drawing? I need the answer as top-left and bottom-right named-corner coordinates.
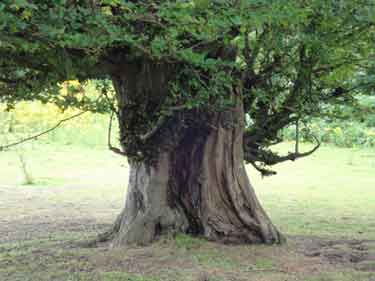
top-left (106, 61), bottom-right (284, 246)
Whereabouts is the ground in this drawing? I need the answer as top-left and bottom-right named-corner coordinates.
top-left (0, 142), bottom-right (375, 281)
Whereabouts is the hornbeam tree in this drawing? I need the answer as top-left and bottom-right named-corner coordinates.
top-left (1, 0), bottom-right (374, 246)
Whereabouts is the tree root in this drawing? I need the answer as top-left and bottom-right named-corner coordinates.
top-left (77, 211), bottom-right (123, 248)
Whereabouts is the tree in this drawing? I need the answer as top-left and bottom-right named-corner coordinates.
top-left (1, 0), bottom-right (374, 246)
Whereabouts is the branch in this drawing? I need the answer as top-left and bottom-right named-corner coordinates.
top-left (134, 14), bottom-right (167, 29)
top-left (0, 111), bottom-right (87, 151)
top-left (139, 114), bottom-right (168, 142)
top-left (243, 27), bottom-right (267, 70)
top-left (249, 161), bottom-right (277, 177)
top-left (107, 111), bottom-right (126, 156)
top-left (268, 136), bottom-right (321, 164)
top-left (139, 105), bottom-right (186, 142)
top-left (295, 119), bottom-right (299, 154)
top-left (244, 135), bottom-right (321, 176)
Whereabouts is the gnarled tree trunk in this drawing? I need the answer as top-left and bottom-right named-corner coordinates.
top-left (104, 62), bottom-right (284, 246)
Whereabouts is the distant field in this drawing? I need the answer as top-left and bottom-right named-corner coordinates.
top-left (0, 141), bottom-right (375, 280)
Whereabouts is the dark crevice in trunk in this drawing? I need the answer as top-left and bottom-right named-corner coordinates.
top-left (169, 126), bottom-right (209, 236)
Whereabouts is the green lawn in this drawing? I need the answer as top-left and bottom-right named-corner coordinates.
top-left (0, 141), bottom-right (375, 281)
top-left (250, 143), bottom-right (375, 240)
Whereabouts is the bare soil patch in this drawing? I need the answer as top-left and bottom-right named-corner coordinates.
top-left (294, 235), bottom-right (375, 272)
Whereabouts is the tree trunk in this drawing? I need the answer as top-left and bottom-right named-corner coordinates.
top-left (111, 108), bottom-right (283, 246)
top-left (105, 62), bottom-right (284, 246)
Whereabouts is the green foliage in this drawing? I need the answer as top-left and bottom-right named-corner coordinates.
top-left (1, 0), bottom-right (374, 168)
top-left (1, 0), bottom-right (373, 106)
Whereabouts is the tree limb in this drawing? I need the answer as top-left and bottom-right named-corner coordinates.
top-left (244, 133), bottom-right (321, 176)
top-left (107, 111), bottom-right (127, 156)
top-left (249, 161), bottom-right (277, 177)
top-left (0, 111), bottom-right (87, 151)
top-left (139, 105), bottom-right (186, 142)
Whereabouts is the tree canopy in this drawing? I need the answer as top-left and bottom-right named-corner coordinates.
top-left (1, 0), bottom-right (374, 174)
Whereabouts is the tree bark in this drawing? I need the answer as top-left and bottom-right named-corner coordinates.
top-left (112, 107), bottom-right (283, 246)
top-left (105, 62), bottom-right (284, 246)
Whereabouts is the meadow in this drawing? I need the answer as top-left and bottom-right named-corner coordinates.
top-left (0, 107), bottom-right (375, 281)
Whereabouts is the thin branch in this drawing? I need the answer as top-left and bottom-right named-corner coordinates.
top-left (0, 111), bottom-right (87, 151)
top-left (133, 14), bottom-right (167, 29)
top-left (102, 89), bottom-right (120, 119)
top-left (139, 105), bottom-right (186, 141)
top-left (107, 111), bottom-right (127, 156)
top-left (295, 119), bottom-right (299, 154)
top-left (139, 114), bottom-right (168, 142)
top-left (274, 136), bottom-right (320, 163)
top-left (244, 130), bottom-right (321, 176)
top-left (249, 161), bottom-right (277, 177)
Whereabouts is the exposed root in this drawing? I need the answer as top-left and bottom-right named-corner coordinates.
top-left (77, 211), bottom-right (123, 248)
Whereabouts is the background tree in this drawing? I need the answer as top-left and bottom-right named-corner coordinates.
top-left (1, 0), bottom-right (374, 246)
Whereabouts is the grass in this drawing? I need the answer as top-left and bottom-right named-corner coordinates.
top-left (250, 143), bottom-right (375, 240)
top-left (0, 139), bottom-right (375, 280)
